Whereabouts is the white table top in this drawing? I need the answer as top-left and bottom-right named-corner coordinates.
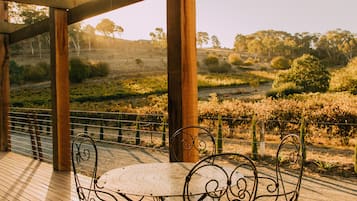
top-left (98, 162), bottom-right (243, 198)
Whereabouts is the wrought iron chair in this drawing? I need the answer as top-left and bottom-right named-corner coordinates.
top-left (256, 134), bottom-right (304, 201)
top-left (183, 153), bottom-right (258, 201)
top-left (71, 133), bottom-right (119, 201)
top-left (169, 125), bottom-right (216, 161)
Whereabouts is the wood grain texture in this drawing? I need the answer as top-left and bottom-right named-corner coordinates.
top-left (0, 1), bottom-right (9, 152)
top-left (0, 152), bottom-right (89, 200)
top-left (167, 0), bottom-right (198, 162)
top-left (49, 8), bottom-right (70, 171)
top-left (9, 0), bottom-right (143, 44)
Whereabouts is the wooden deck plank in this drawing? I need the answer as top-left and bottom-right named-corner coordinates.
top-left (0, 152), bottom-right (82, 201)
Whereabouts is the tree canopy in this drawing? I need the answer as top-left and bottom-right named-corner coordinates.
top-left (273, 54), bottom-right (330, 93)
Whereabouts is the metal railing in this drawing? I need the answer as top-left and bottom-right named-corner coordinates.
top-left (7, 107), bottom-right (356, 168)
top-left (8, 108), bottom-right (167, 163)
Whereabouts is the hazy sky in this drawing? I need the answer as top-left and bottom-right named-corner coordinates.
top-left (83, 0), bottom-right (357, 48)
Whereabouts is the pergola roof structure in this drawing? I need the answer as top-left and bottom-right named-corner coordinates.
top-left (0, 0), bottom-right (199, 171)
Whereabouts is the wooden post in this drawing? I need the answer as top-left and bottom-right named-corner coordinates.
top-left (167, 0), bottom-right (198, 162)
top-left (0, 1), bottom-right (9, 152)
top-left (260, 121), bottom-right (265, 157)
top-left (50, 8), bottom-right (70, 171)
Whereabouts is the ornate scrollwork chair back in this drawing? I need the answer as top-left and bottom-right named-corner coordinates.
top-left (183, 153), bottom-right (258, 201)
top-left (71, 133), bottom-right (118, 201)
top-left (256, 134), bottom-right (304, 201)
top-left (170, 125), bottom-right (216, 161)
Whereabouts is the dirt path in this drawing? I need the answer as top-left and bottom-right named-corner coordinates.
top-left (198, 82), bottom-right (272, 100)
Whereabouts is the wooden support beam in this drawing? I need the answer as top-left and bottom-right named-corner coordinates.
top-left (0, 22), bottom-right (26, 34)
top-left (167, 0), bottom-right (198, 162)
top-left (68, 0), bottom-right (143, 24)
top-left (0, 0), bottom-right (9, 152)
top-left (9, 19), bottom-right (49, 44)
top-left (49, 8), bottom-right (70, 171)
top-left (9, 0), bottom-right (143, 44)
top-left (3, 0), bottom-right (90, 9)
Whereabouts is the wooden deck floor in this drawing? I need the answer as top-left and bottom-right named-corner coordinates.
top-left (0, 152), bottom-right (82, 201)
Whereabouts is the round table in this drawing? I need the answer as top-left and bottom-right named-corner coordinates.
top-left (98, 162), bottom-right (243, 199)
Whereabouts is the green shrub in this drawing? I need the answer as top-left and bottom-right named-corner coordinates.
top-left (89, 62), bottom-right (110, 77)
top-left (69, 57), bottom-right (90, 83)
top-left (266, 82), bottom-right (302, 98)
top-left (9, 60), bottom-right (25, 85)
top-left (242, 57), bottom-right (255, 66)
top-left (203, 54), bottom-right (219, 66)
top-left (228, 53), bottom-right (243, 66)
top-left (207, 61), bottom-right (232, 73)
top-left (273, 54), bottom-right (330, 93)
top-left (135, 58), bottom-right (144, 67)
top-left (271, 56), bottom-right (290, 69)
top-left (23, 63), bottom-right (49, 83)
top-left (330, 57), bottom-right (357, 94)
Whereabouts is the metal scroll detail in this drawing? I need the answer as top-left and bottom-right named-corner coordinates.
top-left (71, 133), bottom-right (119, 201)
top-left (170, 125), bottom-right (216, 161)
top-left (256, 134), bottom-right (304, 201)
top-left (183, 153), bottom-right (258, 201)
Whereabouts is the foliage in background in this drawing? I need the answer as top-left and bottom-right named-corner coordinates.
top-left (69, 57), bottom-right (90, 83)
top-left (203, 54), bottom-right (219, 66)
top-left (228, 53), bottom-right (243, 66)
top-left (330, 57), bottom-right (357, 94)
top-left (9, 60), bottom-right (50, 84)
top-left (273, 54), bottom-right (330, 93)
top-left (9, 60), bottom-right (25, 85)
top-left (69, 57), bottom-right (109, 83)
top-left (199, 93), bottom-right (357, 144)
top-left (207, 61), bottom-right (232, 73)
top-left (266, 82), bottom-right (302, 98)
top-left (270, 56), bottom-right (290, 69)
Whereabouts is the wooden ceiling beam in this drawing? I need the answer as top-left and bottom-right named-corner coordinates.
top-left (2, 0), bottom-right (91, 9)
top-left (9, 0), bottom-right (143, 44)
top-left (68, 0), bottom-right (143, 24)
top-left (0, 22), bottom-right (26, 34)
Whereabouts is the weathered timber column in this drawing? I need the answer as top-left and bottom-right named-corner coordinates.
top-left (50, 8), bottom-right (70, 171)
top-left (0, 1), bottom-right (9, 152)
top-left (167, 0), bottom-right (198, 162)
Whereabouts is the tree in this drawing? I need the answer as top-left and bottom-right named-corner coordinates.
top-left (203, 54), bottom-right (219, 66)
top-left (273, 54), bottom-right (330, 93)
top-left (234, 34), bottom-right (248, 54)
top-left (315, 29), bottom-right (357, 65)
top-left (271, 56), bottom-right (290, 69)
top-left (196, 32), bottom-right (209, 48)
top-left (96, 18), bottom-right (116, 38)
top-left (83, 24), bottom-right (96, 51)
top-left (114, 25), bottom-right (124, 38)
top-left (69, 23), bottom-right (82, 56)
top-left (149, 27), bottom-right (167, 48)
top-left (17, 4), bottom-right (48, 57)
top-left (211, 35), bottom-right (221, 48)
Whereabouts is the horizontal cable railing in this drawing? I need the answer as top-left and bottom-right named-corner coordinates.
top-left (7, 107), bottom-right (356, 168)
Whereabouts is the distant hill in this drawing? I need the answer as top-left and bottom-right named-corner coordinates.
top-left (10, 36), bottom-right (233, 75)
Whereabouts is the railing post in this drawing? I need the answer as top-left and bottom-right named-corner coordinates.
top-left (117, 114), bottom-right (122, 143)
top-left (260, 120), bottom-right (265, 157)
top-left (216, 115), bottom-right (223, 153)
top-left (33, 114), bottom-right (43, 161)
top-left (28, 113), bottom-right (38, 160)
top-left (251, 115), bottom-right (258, 160)
top-left (135, 116), bottom-right (140, 145)
top-left (100, 115), bottom-right (104, 140)
top-left (161, 117), bottom-right (166, 147)
top-left (300, 117), bottom-right (307, 162)
top-left (354, 139), bottom-right (357, 173)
